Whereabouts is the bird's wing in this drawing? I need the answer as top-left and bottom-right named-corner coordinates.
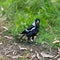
top-left (21, 22), bottom-right (36, 33)
top-left (27, 25), bottom-right (34, 30)
top-left (21, 25), bottom-right (34, 34)
top-left (26, 26), bottom-right (35, 32)
top-left (21, 26), bottom-right (33, 34)
top-left (26, 21), bottom-right (35, 30)
top-left (30, 27), bottom-right (35, 31)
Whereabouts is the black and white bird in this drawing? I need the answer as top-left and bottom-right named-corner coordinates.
top-left (19, 18), bottom-right (40, 42)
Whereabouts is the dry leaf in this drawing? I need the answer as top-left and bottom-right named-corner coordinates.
top-left (7, 54), bottom-right (23, 58)
top-left (35, 51), bottom-right (41, 59)
top-left (58, 48), bottom-right (60, 52)
top-left (26, 53), bottom-right (31, 59)
top-left (30, 49), bottom-right (33, 52)
top-left (0, 42), bottom-right (3, 45)
top-left (53, 40), bottom-right (60, 44)
top-left (1, 26), bottom-right (8, 31)
top-left (32, 54), bottom-right (36, 58)
top-left (5, 50), bottom-right (13, 55)
top-left (13, 50), bottom-right (17, 55)
top-left (18, 45), bottom-right (27, 50)
top-left (4, 36), bottom-right (13, 40)
top-left (58, 48), bottom-right (60, 55)
top-left (57, 58), bottom-right (60, 60)
top-left (40, 51), bottom-right (54, 58)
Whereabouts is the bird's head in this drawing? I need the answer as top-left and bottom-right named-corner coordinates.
top-left (32, 18), bottom-right (40, 26)
top-left (35, 18), bottom-right (40, 24)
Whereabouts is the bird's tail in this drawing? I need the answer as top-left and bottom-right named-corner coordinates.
top-left (14, 30), bottom-right (26, 42)
top-left (21, 30), bottom-right (26, 34)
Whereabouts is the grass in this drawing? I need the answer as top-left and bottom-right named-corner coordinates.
top-left (0, 0), bottom-right (60, 49)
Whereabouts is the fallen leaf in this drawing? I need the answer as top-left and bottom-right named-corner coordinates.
top-left (26, 53), bottom-right (31, 59)
top-left (13, 50), bottom-right (17, 55)
top-left (35, 51), bottom-right (41, 59)
top-left (5, 50), bottom-right (13, 55)
top-left (57, 58), bottom-right (60, 60)
top-left (18, 45), bottom-right (27, 50)
top-left (58, 48), bottom-right (60, 52)
top-left (32, 54), bottom-right (36, 58)
top-left (1, 26), bottom-right (8, 31)
top-left (58, 48), bottom-right (60, 55)
top-left (0, 42), bottom-right (3, 45)
top-left (30, 49), bottom-right (33, 52)
top-left (55, 55), bottom-right (59, 59)
top-left (53, 40), bottom-right (60, 44)
top-left (40, 51), bottom-right (54, 58)
top-left (4, 36), bottom-right (13, 40)
top-left (7, 54), bottom-right (23, 58)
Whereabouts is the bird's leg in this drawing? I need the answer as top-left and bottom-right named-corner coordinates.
top-left (31, 36), bottom-right (34, 42)
top-left (27, 37), bottom-right (31, 42)
top-left (27, 37), bottom-right (30, 40)
top-left (32, 36), bottom-right (34, 40)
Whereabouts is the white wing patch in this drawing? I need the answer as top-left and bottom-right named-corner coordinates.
top-left (25, 21), bottom-right (36, 32)
top-left (26, 27), bottom-right (35, 32)
top-left (26, 29), bottom-right (29, 32)
top-left (31, 27), bottom-right (35, 31)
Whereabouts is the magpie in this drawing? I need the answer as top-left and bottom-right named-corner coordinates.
top-left (19, 18), bottom-right (40, 42)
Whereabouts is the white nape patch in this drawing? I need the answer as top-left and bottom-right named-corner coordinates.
top-left (32, 22), bottom-right (35, 26)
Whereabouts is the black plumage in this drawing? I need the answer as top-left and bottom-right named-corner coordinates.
top-left (20, 18), bottom-right (40, 42)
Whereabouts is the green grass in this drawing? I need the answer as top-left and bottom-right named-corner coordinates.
top-left (0, 0), bottom-right (60, 49)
